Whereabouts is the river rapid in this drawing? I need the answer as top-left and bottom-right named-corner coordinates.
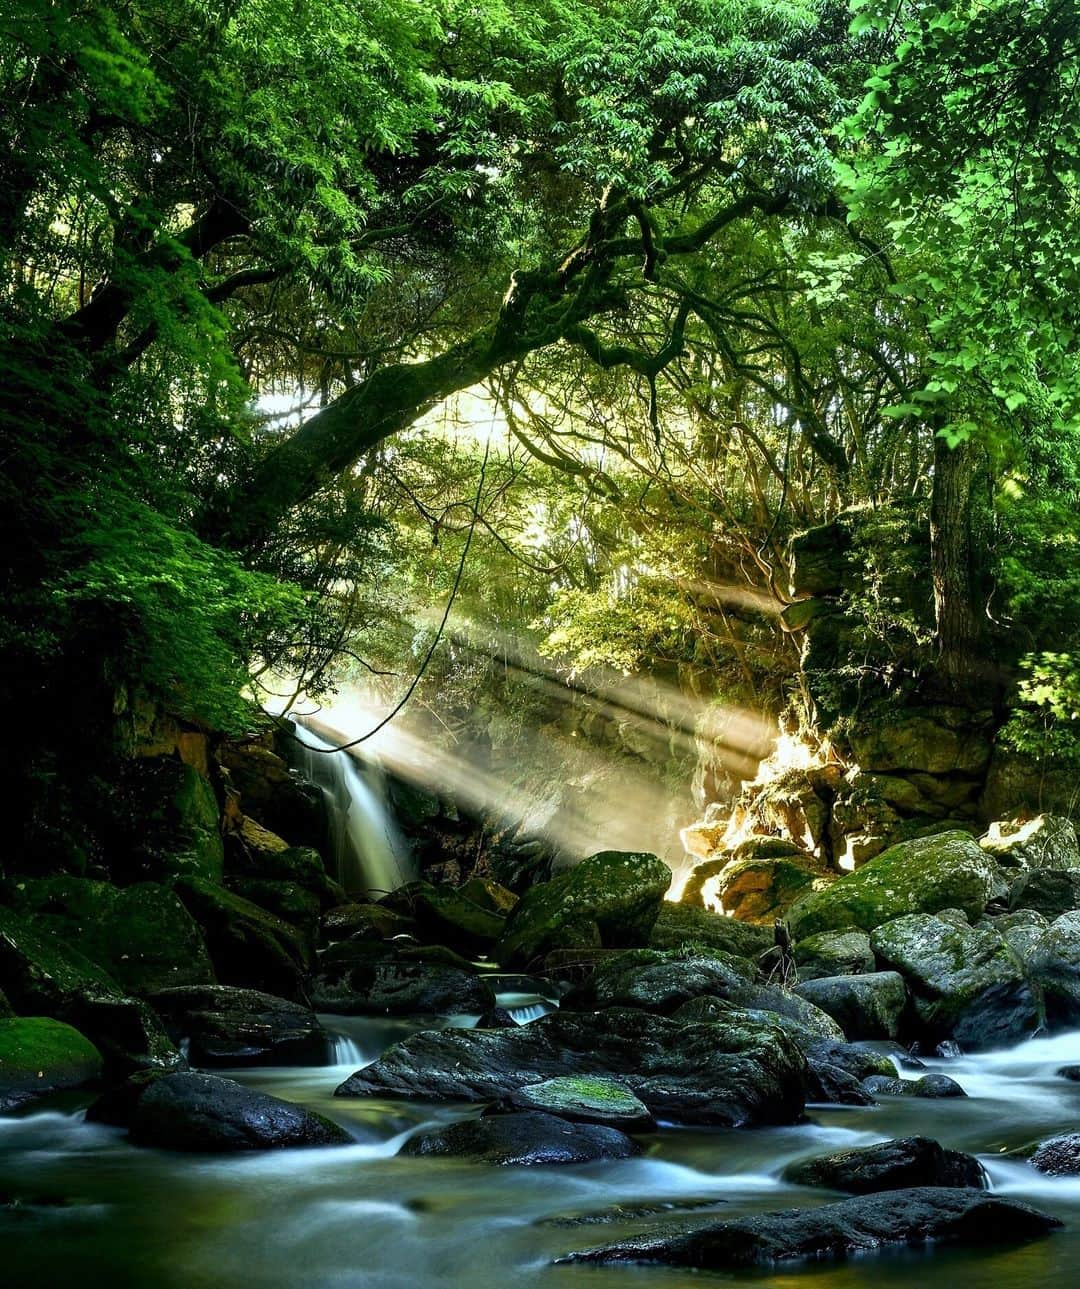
top-left (2, 996), bottom-right (1078, 1289)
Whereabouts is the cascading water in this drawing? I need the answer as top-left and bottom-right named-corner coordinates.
top-left (286, 719), bottom-right (415, 898)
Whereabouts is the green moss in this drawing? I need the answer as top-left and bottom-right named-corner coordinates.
top-left (11, 877), bottom-right (215, 994)
top-left (0, 906), bottom-right (121, 1015)
top-left (0, 1016), bottom-right (103, 1110)
top-left (787, 831), bottom-right (999, 939)
top-left (495, 851), bottom-right (671, 967)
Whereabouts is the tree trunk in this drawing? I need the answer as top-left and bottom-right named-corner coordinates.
top-left (930, 430), bottom-right (985, 685)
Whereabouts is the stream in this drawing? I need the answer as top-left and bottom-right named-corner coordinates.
top-left (1, 1000), bottom-right (1077, 1289)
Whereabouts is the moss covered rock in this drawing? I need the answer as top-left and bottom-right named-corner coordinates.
top-left (870, 914), bottom-right (1038, 1048)
top-left (495, 851), bottom-right (671, 969)
top-left (228, 878), bottom-right (324, 930)
top-left (320, 902), bottom-right (415, 942)
top-left (122, 758), bottom-right (224, 882)
top-left (793, 973), bottom-right (909, 1041)
top-left (381, 881), bottom-right (506, 953)
top-left (793, 929), bottom-right (876, 981)
top-left (310, 942), bottom-right (495, 1016)
top-left (648, 903), bottom-right (771, 957)
top-left (11, 877), bottom-right (214, 995)
top-left (711, 854), bottom-right (834, 926)
top-left (1027, 911), bottom-right (1080, 1026)
top-left (0, 1016), bottom-right (103, 1110)
top-left (509, 1076), bottom-right (654, 1130)
top-left (787, 831), bottom-right (1000, 939)
top-left (0, 905), bottom-right (121, 1015)
top-left (980, 815), bottom-right (1080, 871)
top-left (174, 877), bottom-right (312, 1000)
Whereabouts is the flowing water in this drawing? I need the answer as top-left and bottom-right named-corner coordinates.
top-left (285, 720), bottom-right (415, 897)
top-left (1, 1009), bottom-right (1078, 1289)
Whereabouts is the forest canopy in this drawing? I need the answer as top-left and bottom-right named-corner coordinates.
top-left (2, 0), bottom-right (1080, 858)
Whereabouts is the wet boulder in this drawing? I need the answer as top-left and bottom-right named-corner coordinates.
top-left (864, 1072), bottom-right (966, 1098)
top-left (563, 947), bottom-right (842, 1040)
top-left (0, 1016), bottom-right (103, 1110)
top-left (380, 881), bottom-right (506, 954)
top-left (794, 972), bottom-right (908, 1041)
top-left (508, 1077), bottom-right (654, 1131)
top-left (311, 942), bottom-right (495, 1015)
top-left (648, 903), bottom-right (770, 957)
top-left (10, 876), bottom-right (215, 995)
top-left (495, 851), bottom-right (671, 968)
top-left (150, 985), bottom-right (329, 1066)
top-left (784, 1136), bottom-right (985, 1193)
top-left (558, 1188), bottom-right (1059, 1269)
top-left (870, 913), bottom-right (1038, 1048)
top-left (786, 831), bottom-right (1000, 939)
top-left (1030, 1133), bottom-right (1080, 1176)
top-left (174, 877), bottom-right (312, 1000)
top-left (1008, 868), bottom-right (1080, 920)
top-left (1027, 911), bottom-right (1080, 1025)
top-left (400, 1110), bottom-right (641, 1166)
top-left (793, 929), bottom-right (876, 981)
top-left (337, 1007), bottom-right (807, 1127)
top-left (126, 1071), bottom-right (350, 1151)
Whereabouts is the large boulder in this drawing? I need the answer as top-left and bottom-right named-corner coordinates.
top-left (870, 914), bottom-right (1038, 1048)
top-left (0, 1016), bottom-right (103, 1110)
top-left (10, 877), bottom-right (214, 994)
top-left (563, 947), bottom-right (842, 1040)
top-left (150, 985), bottom-right (330, 1066)
top-left (1008, 868), bottom-right (1080, 919)
top-left (793, 930), bottom-right (876, 981)
top-left (400, 1111), bottom-right (641, 1166)
top-left (558, 1188), bottom-right (1059, 1269)
top-left (648, 903), bottom-right (771, 957)
top-left (173, 877), bottom-right (312, 999)
top-left (783, 1136), bottom-right (985, 1193)
top-left (0, 905), bottom-right (120, 1014)
top-left (787, 832), bottom-right (1000, 938)
top-left (310, 942), bottom-right (495, 1015)
top-left (794, 973), bottom-right (908, 1041)
top-left (709, 853), bottom-right (834, 925)
top-left (507, 1076), bottom-right (654, 1131)
top-left (380, 881), bottom-right (506, 953)
top-left (125, 1071), bottom-right (350, 1151)
top-left (495, 851), bottom-right (671, 968)
top-left (1027, 911), bottom-right (1080, 1025)
top-left (337, 1007), bottom-right (807, 1127)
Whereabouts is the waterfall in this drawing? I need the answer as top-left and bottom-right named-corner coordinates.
top-left (287, 719), bottom-right (415, 898)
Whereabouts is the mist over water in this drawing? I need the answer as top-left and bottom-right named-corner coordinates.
top-left (2, 1007), bottom-right (1079, 1289)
